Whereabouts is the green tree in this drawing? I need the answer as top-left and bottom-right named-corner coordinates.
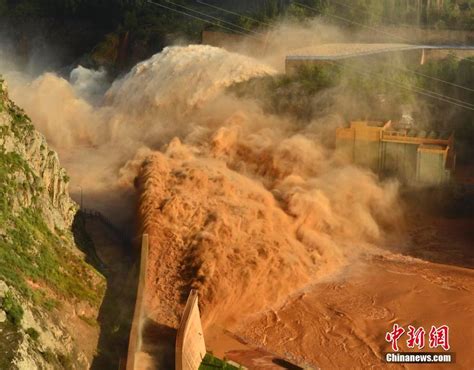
top-left (0, 0), bottom-right (8, 16)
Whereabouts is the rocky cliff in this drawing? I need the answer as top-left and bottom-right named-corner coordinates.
top-left (0, 80), bottom-right (76, 229)
top-left (0, 78), bottom-right (105, 369)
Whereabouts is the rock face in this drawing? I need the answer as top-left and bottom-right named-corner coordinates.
top-left (0, 78), bottom-right (105, 370)
top-left (0, 79), bottom-right (76, 230)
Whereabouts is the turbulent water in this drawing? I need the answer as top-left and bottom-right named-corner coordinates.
top-left (3, 43), bottom-right (402, 329)
top-left (3, 45), bottom-right (275, 226)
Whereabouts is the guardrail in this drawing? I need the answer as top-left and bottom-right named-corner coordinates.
top-left (126, 234), bottom-right (149, 370)
top-left (81, 208), bottom-right (131, 246)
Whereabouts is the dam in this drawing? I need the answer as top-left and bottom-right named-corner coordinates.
top-left (336, 120), bottom-right (455, 185)
top-left (285, 43), bottom-right (474, 72)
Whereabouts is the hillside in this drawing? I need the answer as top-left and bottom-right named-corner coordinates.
top-left (1, 0), bottom-right (472, 74)
top-left (0, 79), bottom-right (105, 369)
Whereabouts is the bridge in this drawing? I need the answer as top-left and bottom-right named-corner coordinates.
top-left (285, 43), bottom-right (474, 72)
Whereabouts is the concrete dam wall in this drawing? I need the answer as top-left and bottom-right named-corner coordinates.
top-left (175, 290), bottom-right (207, 370)
top-left (126, 234), bottom-right (149, 370)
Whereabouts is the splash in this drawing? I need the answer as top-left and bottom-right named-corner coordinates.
top-left (109, 45), bottom-right (401, 329)
top-left (70, 65), bottom-right (108, 103)
top-left (1, 43), bottom-right (402, 330)
top-left (3, 45), bottom-right (275, 226)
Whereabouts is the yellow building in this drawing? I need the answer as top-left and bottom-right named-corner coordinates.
top-left (336, 120), bottom-right (455, 185)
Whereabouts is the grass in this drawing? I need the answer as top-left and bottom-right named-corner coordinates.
top-left (0, 117), bottom-right (104, 308)
top-left (199, 353), bottom-right (241, 370)
top-left (0, 75), bottom-right (105, 368)
top-left (7, 103), bottom-right (34, 139)
top-left (0, 208), bottom-right (105, 306)
top-left (0, 80), bottom-right (33, 139)
top-left (0, 150), bottom-right (37, 216)
top-left (31, 289), bottom-right (60, 312)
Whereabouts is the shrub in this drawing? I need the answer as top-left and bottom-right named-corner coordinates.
top-left (26, 327), bottom-right (40, 341)
top-left (57, 353), bottom-right (74, 370)
top-left (41, 349), bottom-right (56, 363)
top-left (1, 291), bottom-right (24, 326)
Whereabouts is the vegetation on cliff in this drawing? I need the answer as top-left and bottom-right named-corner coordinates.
top-left (2, 0), bottom-right (472, 30)
top-left (1, 0), bottom-right (472, 72)
top-left (289, 0), bottom-right (474, 30)
top-left (0, 79), bottom-right (105, 369)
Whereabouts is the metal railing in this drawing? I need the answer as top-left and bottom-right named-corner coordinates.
top-left (81, 208), bottom-right (131, 247)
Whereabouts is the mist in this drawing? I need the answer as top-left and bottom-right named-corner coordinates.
top-left (0, 20), bottom-right (408, 328)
